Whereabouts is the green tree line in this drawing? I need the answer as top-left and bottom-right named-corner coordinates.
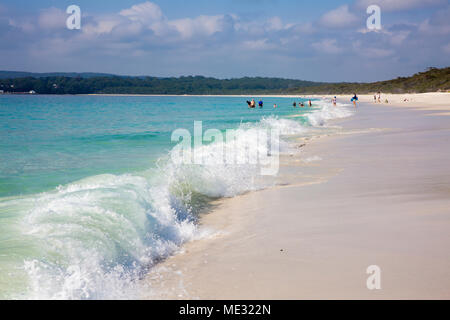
top-left (0, 76), bottom-right (320, 95)
top-left (289, 67), bottom-right (450, 94)
top-left (0, 67), bottom-right (448, 95)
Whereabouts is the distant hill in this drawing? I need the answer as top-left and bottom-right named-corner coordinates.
top-left (0, 67), bottom-right (448, 95)
top-left (0, 71), bottom-right (118, 79)
top-left (289, 67), bottom-right (450, 94)
top-left (0, 75), bottom-right (322, 95)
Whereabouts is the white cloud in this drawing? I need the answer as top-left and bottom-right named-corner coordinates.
top-left (118, 1), bottom-right (170, 37)
top-left (357, 27), bottom-right (411, 46)
top-left (119, 1), bottom-right (164, 24)
top-left (388, 30), bottom-right (411, 46)
top-left (38, 7), bottom-right (66, 30)
top-left (169, 15), bottom-right (226, 39)
top-left (82, 16), bottom-right (124, 35)
top-left (81, 2), bottom-right (233, 40)
top-left (290, 22), bottom-right (315, 34)
top-left (355, 0), bottom-right (446, 12)
top-left (418, 6), bottom-right (450, 36)
top-left (419, 19), bottom-right (450, 35)
top-left (265, 16), bottom-right (283, 31)
top-left (241, 38), bottom-right (275, 50)
top-left (312, 39), bottom-right (343, 54)
top-left (319, 5), bottom-right (359, 28)
top-left (7, 18), bottom-right (35, 33)
top-left (78, 2), bottom-right (297, 44)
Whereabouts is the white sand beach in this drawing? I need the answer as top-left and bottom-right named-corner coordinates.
top-left (312, 92), bottom-right (450, 115)
top-left (144, 93), bottom-right (450, 300)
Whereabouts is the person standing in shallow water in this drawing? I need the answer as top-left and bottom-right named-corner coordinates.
top-left (351, 93), bottom-right (358, 107)
top-left (258, 99), bottom-right (263, 108)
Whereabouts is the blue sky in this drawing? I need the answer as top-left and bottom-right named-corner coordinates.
top-left (0, 0), bottom-right (449, 82)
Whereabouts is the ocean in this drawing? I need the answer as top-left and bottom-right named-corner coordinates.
top-left (0, 95), bottom-right (352, 299)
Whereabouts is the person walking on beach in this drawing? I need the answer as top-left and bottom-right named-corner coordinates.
top-left (351, 93), bottom-right (358, 107)
top-left (377, 91), bottom-right (381, 103)
top-left (374, 94), bottom-right (377, 103)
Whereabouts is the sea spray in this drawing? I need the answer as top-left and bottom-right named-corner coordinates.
top-left (306, 100), bottom-right (353, 127)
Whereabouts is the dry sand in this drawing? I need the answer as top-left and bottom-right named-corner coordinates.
top-left (311, 92), bottom-right (450, 115)
top-left (144, 93), bottom-right (450, 300)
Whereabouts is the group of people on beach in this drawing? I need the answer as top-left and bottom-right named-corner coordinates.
top-left (373, 91), bottom-right (389, 104)
top-left (247, 94), bottom-right (363, 109)
top-left (331, 94), bottom-right (359, 107)
top-left (373, 91), bottom-right (381, 103)
top-left (247, 99), bottom-right (313, 109)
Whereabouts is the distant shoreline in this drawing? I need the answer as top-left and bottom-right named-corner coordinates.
top-left (1, 92), bottom-right (448, 98)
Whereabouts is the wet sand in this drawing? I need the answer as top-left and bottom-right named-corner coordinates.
top-left (144, 94), bottom-right (450, 299)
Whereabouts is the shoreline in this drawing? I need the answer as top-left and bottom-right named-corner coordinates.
top-left (2, 92), bottom-right (449, 101)
top-left (310, 92), bottom-right (450, 110)
top-left (143, 94), bottom-right (450, 299)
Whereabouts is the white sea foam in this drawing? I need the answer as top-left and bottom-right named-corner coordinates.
top-left (306, 100), bottom-right (353, 127)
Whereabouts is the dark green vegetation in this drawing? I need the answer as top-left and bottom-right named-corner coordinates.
top-left (288, 67), bottom-right (450, 94)
top-left (0, 67), bottom-right (448, 95)
top-left (0, 75), bottom-right (320, 95)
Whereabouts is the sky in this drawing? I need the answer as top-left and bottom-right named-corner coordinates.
top-left (0, 0), bottom-right (449, 82)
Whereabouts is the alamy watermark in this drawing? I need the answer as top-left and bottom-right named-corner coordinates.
top-left (366, 265), bottom-right (382, 290)
top-left (171, 121), bottom-right (280, 176)
top-left (366, 5), bottom-right (382, 31)
top-left (66, 5), bottom-right (81, 30)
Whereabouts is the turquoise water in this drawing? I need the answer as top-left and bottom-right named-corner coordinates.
top-left (0, 95), bottom-right (351, 299)
top-left (0, 95), bottom-right (311, 197)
